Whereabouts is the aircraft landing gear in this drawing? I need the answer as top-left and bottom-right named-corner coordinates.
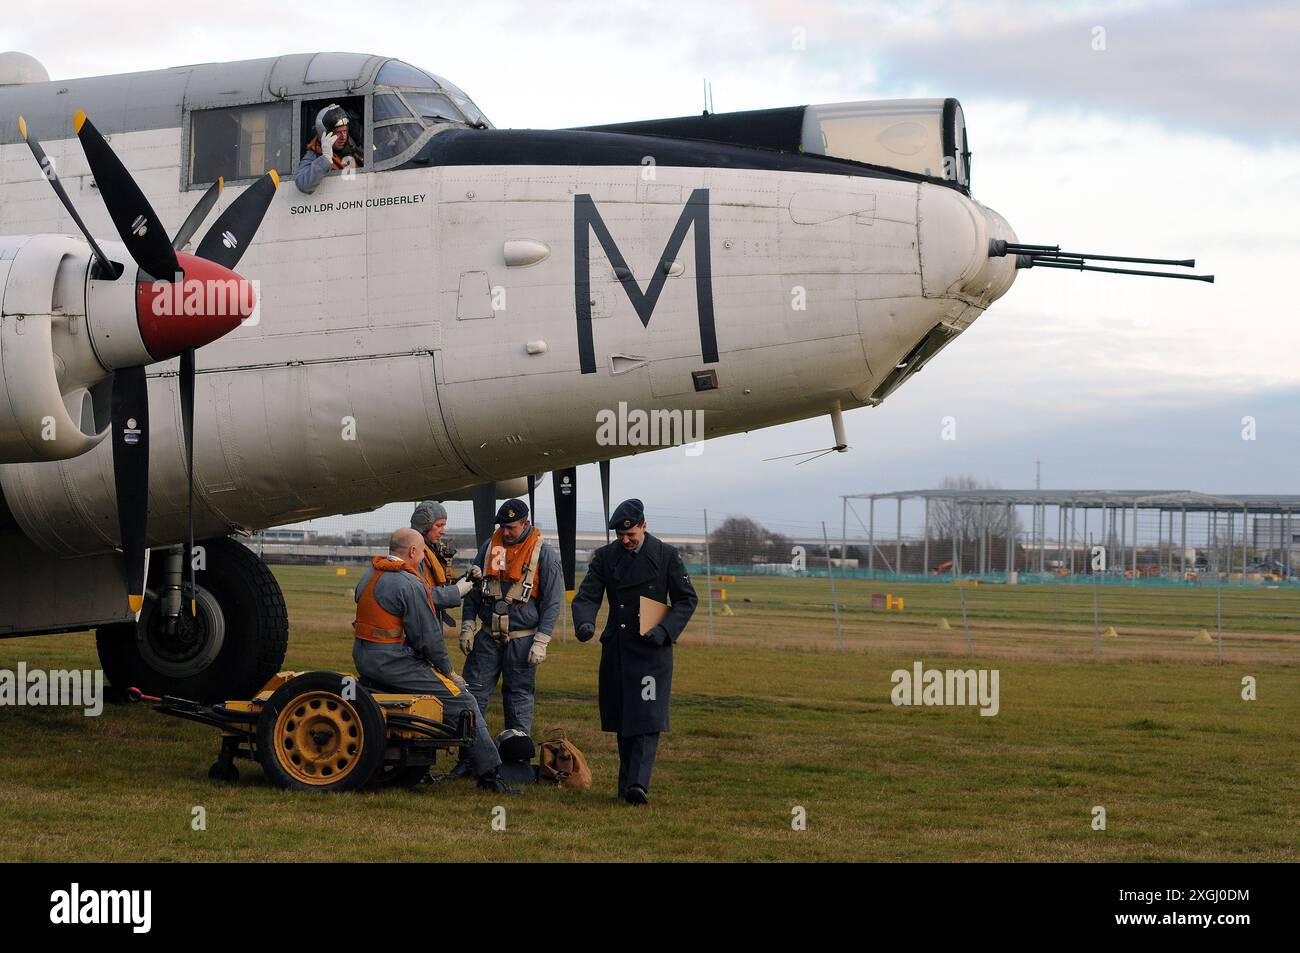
top-left (96, 536), bottom-right (288, 703)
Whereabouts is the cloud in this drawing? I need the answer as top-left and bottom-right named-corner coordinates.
top-left (783, 0), bottom-right (1300, 143)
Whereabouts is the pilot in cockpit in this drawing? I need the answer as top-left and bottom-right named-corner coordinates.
top-left (294, 104), bottom-right (365, 194)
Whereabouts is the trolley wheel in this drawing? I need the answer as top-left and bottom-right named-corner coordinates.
top-left (208, 760), bottom-right (240, 783)
top-left (255, 671), bottom-right (385, 792)
top-left (369, 762), bottom-right (430, 788)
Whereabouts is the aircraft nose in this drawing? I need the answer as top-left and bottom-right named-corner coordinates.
top-left (134, 252), bottom-right (256, 361)
top-left (917, 186), bottom-right (1018, 306)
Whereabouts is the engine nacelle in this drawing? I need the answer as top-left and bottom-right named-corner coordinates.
top-left (0, 234), bottom-right (111, 463)
top-left (0, 231), bottom-right (246, 465)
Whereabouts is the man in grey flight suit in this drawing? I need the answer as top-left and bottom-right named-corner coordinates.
top-left (294, 103), bottom-right (363, 194)
top-left (352, 528), bottom-right (517, 794)
top-left (460, 499), bottom-right (563, 738)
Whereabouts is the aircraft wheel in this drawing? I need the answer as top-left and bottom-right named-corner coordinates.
top-left (256, 672), bottom-right (385, 792)
top-left (96, 537), bottom-right (288, 702)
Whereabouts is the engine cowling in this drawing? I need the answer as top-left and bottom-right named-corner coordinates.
top-left (0, 234), bottom-right (108, 463)
top-left (0, 233), bottom-right (255, 464)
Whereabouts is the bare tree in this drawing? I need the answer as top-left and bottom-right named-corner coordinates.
top-left (709, 516), bottom-right (790, 564)
top-left (927, 475), bottom-right (1019, 543)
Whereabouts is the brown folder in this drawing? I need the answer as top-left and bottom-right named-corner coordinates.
top-left (639, 596), bottom-right (669, 635)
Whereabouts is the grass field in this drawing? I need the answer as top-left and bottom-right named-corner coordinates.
top-left (1, 567), bottom-right (1297, 861)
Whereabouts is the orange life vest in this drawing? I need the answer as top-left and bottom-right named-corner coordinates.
top-left (484, 526), bottom-right (543, 600)
top-left (353, 556), bottom-right (424, 644)
top-left (418, 548), bottom-right (451, 589)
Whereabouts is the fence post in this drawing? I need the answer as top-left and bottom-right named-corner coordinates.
top-left (959, 581), bottom-right (971, 654)
top-left (702, 508), bottom-right (714, 644)
top-left (1092, 533), bottom-right (1101, 658)
top-left (1215, 569), bottom-right (1223, 665)
top-left (868, 498), bottom-right (875, 575)
top-left (823, 521), bottom-right (844, 651)
top-left (923, 496), bottom-right (930, 577)
top-left (840, 497), bottom-right (848, 579)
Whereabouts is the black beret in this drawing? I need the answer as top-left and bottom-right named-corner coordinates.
top-left (608, 498), bottom-right (645, 531)
top-left (495, 498), bottom-right (529, 524)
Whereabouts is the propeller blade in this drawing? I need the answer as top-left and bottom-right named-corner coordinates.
top-left (527, 474), bottom-right (536, 528)
top-left (172, 177), bottom-right (222, 251)
top-left (194, 170), bottom-right (280, 269)
top-left (18, 116), bottom-right (120, 279)
top-left (75, 111), bottom-right (180, 281)
top-left (179, 347), bottom-right (197, 615)
top-left (111, 365), bottom-right (150, 612)
top-left (599, 460), bottom-right (612, 543)
top-left (470, 483), bottom-right (496, 549)
top-left (552, 467), bottom-right (578, 592)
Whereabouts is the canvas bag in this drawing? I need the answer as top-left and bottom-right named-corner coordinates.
top-left (537, 728), bottom-right (592, 789)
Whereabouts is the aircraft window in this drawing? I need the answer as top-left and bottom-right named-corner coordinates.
top-left (376, 60), bottom-right (437, 88)
top-left (373, 92), bottom-right (414, 122)
top-left (373, 121), bottom-right (424, 163)
top-left (429, 74), bottom-right (492, 128)
top-left (189, 102), bottom-right (293, 187)
top-left (402, 91), bottom-right (466, 125)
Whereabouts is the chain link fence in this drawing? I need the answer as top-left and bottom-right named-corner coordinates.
top-left (245, 497), bottom-right (1300, 665)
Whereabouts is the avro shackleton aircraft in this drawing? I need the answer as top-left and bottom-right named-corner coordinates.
top-left (0, 50), bottom-right (1211, 699)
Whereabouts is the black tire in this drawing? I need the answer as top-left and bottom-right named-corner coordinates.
top-left (96, 537), bottom-right (288, 703)
top-left (369, 762), bottom-right (429, 788)
top-left (255, 672), bottom-right (385, 792)
top-left (208, 760), bottom-right (240, 783)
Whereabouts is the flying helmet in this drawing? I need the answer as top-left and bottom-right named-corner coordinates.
top-left (495, 727), bottom-right (535, 763)
top-left (315, 104), bottom-right (350, 142)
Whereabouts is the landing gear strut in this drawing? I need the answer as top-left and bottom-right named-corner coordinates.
top-left (96, 536), bottom-right (288, 702)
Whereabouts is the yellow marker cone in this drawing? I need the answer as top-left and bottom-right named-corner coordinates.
top-left (335, 567), bottom-right (347, 576)
top-left (1194, 629), bottom-right (1213, 643)
top-left (1103, 625), bottom-right (1118, 638)
top-left (938, 617), bottom-right (951, 630)
top-left (720, 603), bottom-right (734, 616)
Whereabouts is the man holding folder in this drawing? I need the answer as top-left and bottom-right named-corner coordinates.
top-left (572, 499), bottom-right (698, 804)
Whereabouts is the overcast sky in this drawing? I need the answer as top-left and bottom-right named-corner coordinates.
top-left (5, 0), bottom-right (1296, 535)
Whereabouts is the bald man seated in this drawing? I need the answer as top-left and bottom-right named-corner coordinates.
top-left (352, 528), bottom-right (515, 794)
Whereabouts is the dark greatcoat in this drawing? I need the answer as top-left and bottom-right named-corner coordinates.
top-left (571, 533), bottom-right (697, 735)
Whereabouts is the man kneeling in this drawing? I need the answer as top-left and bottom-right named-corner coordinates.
top-left (353, 528), bottom-right (517, 794)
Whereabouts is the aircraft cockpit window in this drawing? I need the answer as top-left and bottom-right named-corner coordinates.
top-left (374, 59), bottom-right (493, 129)
top-left (373, 93), bottom-right (412, 122)
top-left (375, 60), bottom-right (436, 87)
top-left (429, 74), bottom-right (492, 128)
top-left (368, 61), bottom-right (493, 170)
top-left (189, 102), bottom-right (293, 188)
top-left (402, 91), bottom-right (465, 125)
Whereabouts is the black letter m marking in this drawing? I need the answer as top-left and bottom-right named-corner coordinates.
top-left (574, 188), bottom-right (718, 375)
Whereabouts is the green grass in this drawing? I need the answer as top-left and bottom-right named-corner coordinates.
top-left (0, 567), bottom-right (1296, 861)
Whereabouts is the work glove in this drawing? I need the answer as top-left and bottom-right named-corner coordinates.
top-left (528, 633), bottom-right (551, 667)
top-left (576, 623), bottom-right (595, 643)
top-left (459, 624), bottom-right (476, 655)
top-left (466, 564), bottom-right (483, 582)
top-left (448, 670), bottom-right (469, 692)
top-left (320, 131), bottom-right (339, 157)
top-left (455, 576), bottom-right (475, 598)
